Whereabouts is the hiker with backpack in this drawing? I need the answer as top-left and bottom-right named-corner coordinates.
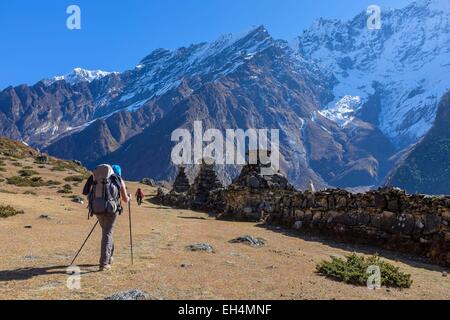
top-left (135, 188), bottom-right (144, 206)
top-left (82, 164), bottom-right (130, 271)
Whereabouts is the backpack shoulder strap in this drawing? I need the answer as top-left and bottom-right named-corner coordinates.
top-left (82, 175), bottom-right (94, 196)
top-left (109, 174), bottom-right (123, 215)
top-left (109, 175), bottom-right (122, 199)
top-left (110, 174), bottom-right (121, 185)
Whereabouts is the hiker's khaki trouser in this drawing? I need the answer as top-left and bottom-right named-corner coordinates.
top-left (96, 212), bottom-right (118, 266)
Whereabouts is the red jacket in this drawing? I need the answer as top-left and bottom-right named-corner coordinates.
top-left (135, 189), bottom-right (144, 198)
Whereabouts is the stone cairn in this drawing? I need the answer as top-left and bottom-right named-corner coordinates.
top-left (230, 150), bottom-right (294, 191)
top-left (230, 164), bottom-right (293, 191)
top-left (221, 155), bottom-right (294, 220)
top-left (153, 166), bottom-right (190, 208)
top-left (152, 161), bottom-right (223, 211)
top-left (172, 167), bottom-right (190, 193)
top-left (188, 160), bottom-right (223, 210)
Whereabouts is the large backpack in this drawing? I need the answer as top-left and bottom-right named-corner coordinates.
top-left (87, 164), bottom-right (122, 215)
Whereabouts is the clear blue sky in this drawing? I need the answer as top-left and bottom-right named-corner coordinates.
top-left (0, 0), bottom-right (414, 89)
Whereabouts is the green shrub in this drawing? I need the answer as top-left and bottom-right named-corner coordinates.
top-left (2, 153), bottom-right (21, 160)
top-left (0, 167), bottom-right (6, 172)
top-left (46, 180), bottom-right (62, 186)
top-left (34, 155), bottom-right (49, 164)
top-left (7, 176), bottom-right (60, 188)
top-left (0, 205), bottom-right (24, 218)
top-left (316, 253), bottom-right (412, 289)
top-left (51, 161), bottom-right (90, 178)
top-left (64, 175), bottom-right (84, 183)
top-left (58, 184), bottom-right (73, 194)
top-left (0, 138), bottom-right (37, 159)
top-left (18, 169), bottom-right (38, 177)
top-left (31, 177), bottom-right (44, 183)
top-left (0, 189), bottom-right (16, 194)
top-left (7, 176), bottom-right (43, 187)
top-left (50, 164), bottom-right (66, 172)
top-left (23, 190), bottom-right (37, 196)
top-left (11, 162), bottom-right (22, 167)
top-left (51, 161), bottom-right (77, 172)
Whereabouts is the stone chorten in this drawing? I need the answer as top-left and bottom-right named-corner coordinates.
top-left (188, 159), bottom-right (223, 209)
top-left (231, 150), bottom-right (293, 190)
top-left (172, 166), bottom-right (190, 193)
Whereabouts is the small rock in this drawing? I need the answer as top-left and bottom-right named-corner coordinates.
top-left (24, 225), bottom-right (32, 229)
top-left (185, 243), bottom-right (215, 253)
top-left (141, 178), bottom-right (156, 187)
top-left (23, 255), bottom-right (39, 261)
top-left (39, 214), bottom-right (51, 220)
top-left (443, 271), bottom-right (448, 277)
top-left (180, 263), bottom-right (193, 268)
top-left (72, 160), bottom-right (82, 166)
top-left (247, 176), bottom-right (260, 188)
top-left (105, 289), bottom-right (150, 300)
top-left (72, 196), bottom-right (84, 204)
top-left (293, 221), bottom-right (303, 230)
top-left (230, 235), bottom-right (266, 247)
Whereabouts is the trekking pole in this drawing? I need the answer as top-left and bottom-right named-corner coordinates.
top-left (128, 198), bottom-right (134, 265)
top-left (70, 221), bottom-right (99, 266)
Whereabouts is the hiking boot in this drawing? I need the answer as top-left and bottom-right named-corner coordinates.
top-left (99, 264), bottom-right (112, 272)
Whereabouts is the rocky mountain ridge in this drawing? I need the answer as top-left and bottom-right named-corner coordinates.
top-left (0, 0), bottom-right (448, 191)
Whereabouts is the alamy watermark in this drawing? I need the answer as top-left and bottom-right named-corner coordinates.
top-left (66, 266), bottom-right (81, 290)
top-left (171, 121), bottom-right (280, 176)
top-left (67, 5), bottom-right (81, 30)
top-left (367, 5), bottom-right (382, 30)
top-left (367, 265), bottom-right (382, 289)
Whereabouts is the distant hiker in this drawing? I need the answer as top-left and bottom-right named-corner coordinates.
top-left (82, 164), bottom-right (130, 271)
top-left (308, 179), bottom-right (316, 193)
top-left (135, 188), bottom-right (144, 206)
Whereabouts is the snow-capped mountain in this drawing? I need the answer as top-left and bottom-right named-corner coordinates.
top-left (45, 68), bottom-right (115, 86)
top-left (94, 26), bottom-right (287, 117)
top-left (0, 0), bottom-right (448, 191)
top-left (295, 0), bottom-right (450, 147)
top-left (44, 26), bottom-right (392, 188)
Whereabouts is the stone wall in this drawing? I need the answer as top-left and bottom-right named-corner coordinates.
top-left (220, 185), bottom-right (450, 266)
top-left (152, 162), bottom-right (450, 266)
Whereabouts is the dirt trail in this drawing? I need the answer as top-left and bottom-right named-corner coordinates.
top-left (0, 158), bottom-right (449, 300)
